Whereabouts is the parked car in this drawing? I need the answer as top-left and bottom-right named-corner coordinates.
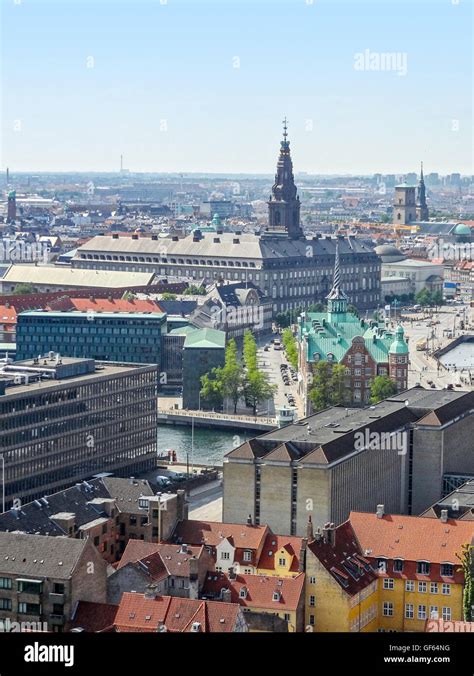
top-left (168, 472), bottom-right (188, 482)
top-left (156, 476), bottom-right (172, 487)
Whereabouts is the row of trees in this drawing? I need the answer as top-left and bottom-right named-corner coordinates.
top-left (282, 328), bottom-right (298, 369)
top-left (415, 288), bottom-right (443, 308)
top-left (200, 332), bottom-right (277, 415)
top-left (309, 362), bottom-right (398, 411)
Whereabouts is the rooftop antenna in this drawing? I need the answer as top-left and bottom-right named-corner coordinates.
top-left (120, 154), bottom-right (123, 173)
top-left (282, 116), bottom-right (288, 142)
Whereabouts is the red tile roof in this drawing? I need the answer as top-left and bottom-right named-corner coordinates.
top-left (47, 296), bottom-right (164, 313)
top-left (307, 522), bottom-right (378, 596)
top-left (71, 601), bottom-right (118, 633)
top-left (350, 511), bottom-right (474, 573)
top-left (115, 593), bottom-right (242, 632)
top-left (257, 534), bottom-right (304, 573)
top-left (117, 540), bottom-right (161, 569)
top-left (117, 541), bottom-right (206, 578)
top-left (173, 520), bottom-right (269, 551)
top-left (202, 572), bottom-right (305, 611)
top-left (0, 305), bottom-right (17, 325)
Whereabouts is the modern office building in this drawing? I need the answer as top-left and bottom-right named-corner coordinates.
top-left (223, 387), bottom-right (474, 536)
top-left (0, 356), bottom-right (157, 506)
top-left (15, 310), bottom-right (167, 370)
top-left (71, 127), bottom-right (381, 313)
top-left (181, 328), bottom-right (226, 409)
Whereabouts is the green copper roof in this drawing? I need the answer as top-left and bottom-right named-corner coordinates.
top-left (454, 223), bottom-right (471, 236)
top-left (389, 325), bottom-right (409, 354)
top-left (183, 327), bottom-right (226, 349)
top-left (300, 312), bottom-right (408, 364)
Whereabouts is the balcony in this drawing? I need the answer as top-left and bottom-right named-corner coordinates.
top-left (49, 614), bottom-right (65, 625)
top-left (49, 593), bottom-right (65, 603)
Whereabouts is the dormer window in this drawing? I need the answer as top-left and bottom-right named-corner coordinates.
top-left (393, 559), bottom-right (404, 573)
top-left (243, 551), bottom-right (252, 562)
top-left (239, 587), bottom-right (248, 599)
top-left (441, 563), bottom-right (454, 577)
top-left (377, 558), bottom-right (388, 573)
top-left (272, 591), bottom-right (280, 602)
top-left (278, 557), bottom-right (286, 567)
top-left (416, 561), bottom-right (430, 575)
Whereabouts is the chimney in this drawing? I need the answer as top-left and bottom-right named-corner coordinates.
top-left (129, 477), bottom-right (135, 485)
top-left (180, 543), bottom-right (188, 554)
top-left (221, 588), bottom-right (232, 603)
top-left (440, 509), bottom-right (448, 523)
top-left (144, 585), bottom-right (159, 599)
top-left (228, 567), bottom-right (236, 580)
top-left (314, 528), bottom-right (322, 543)
top-left (246, 514), bottom-right (252, 526)
top-left (190, 622), bottom-right (201, 632)
top-left (306, 515), bottom-right (314, 541)
top-left (376, 504), bottom-right (385, 519)
top-left (189, 556), bottom-right (199, 600)
top-left (326, 523), bottom-right (336, 547)
top-left (322, 522), bottom-right (330, 543)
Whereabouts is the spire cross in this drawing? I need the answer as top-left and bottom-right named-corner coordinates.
top-left (282, 117), bottom-right (288, 141)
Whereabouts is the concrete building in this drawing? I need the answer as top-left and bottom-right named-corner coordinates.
top-left (223, 387), bottom-right (474, 536)
top-left (0, 357), bottom-right (157, 506)
top-left (0, 531), bottom-right (107, 632)
top-left (375, 245), bottom-right (444, 296)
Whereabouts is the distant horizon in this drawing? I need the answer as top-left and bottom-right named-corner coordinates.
top-left (2, 0), bottom-right (472, 174)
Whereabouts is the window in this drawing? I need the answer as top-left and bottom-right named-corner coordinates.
top-left (418, 605), bottom-right (427, 620)
top-left (221, 552), bottom-right (230, 560)
top-left (272, 592), bottom-right (280, 601)
top-left (377, 559), bottom-right (387, 573)
top-left (418, 581), bottom-right (427, 593)
top-left (239, 588), bottom-right (247, 599)
top-left (383, 602), bottom-right (394, 617)
top-left (442, 584), bottom-right (451, 595)
top-left (383, 578), bottom-right (394, 590)
top-left (442, 607), bottom-right (451, 621)
top-left (430, 607), bottom-right (439, 619)
top-left (129, 515), bottom-right (137, 526)
top-left (405, 580), bottom-right (414, 592)
top-left (430, 582), bottom-right (438, 594)
top-left (416, 561), bottom-right (430, 575)
top-left (309, 595), bottom-right (315, 607)
top-left (393, 559), bottom-right (404, 573)
top-left (441, 564), bottom-right (454, 577)
top-left (278, 558), bottom-right (286, 567)
top-left (93, 536), bottom-right (100, 547)
top-left (18, 602), bottom-right (41, 615)
top-left (284, 613), bottom-right (291, 622)
top-left (0, 598), bottom-right (12, 611)
top-left (309, 614), bottom-right (315, 626)
top-left (53, 583), bottom-right (65, 595)
top-left (18, 580), bottom-right (42, 594)
top-left (309, 576), bottom-right (316, 584)
top-left (405, 604), bottom-right (414, 619)
top-left (243, 551), bottom-right (252, 562)
top-left (0, 578), bottom-right (12, 590)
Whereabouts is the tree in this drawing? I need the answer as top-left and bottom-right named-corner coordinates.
top-left (347, 304), bottom-right (359, 318)
top-left (282, 328), bottom-right (298, 370)
top-left (220, 338), bottom-right (244, 413)
top-left (330, 364), bottom-right (347, 406)
top-left (370, 375), bottom-right (397, 404)
top-left (456, 544), bottom-right (474, 622)
top-left (161, 292), bottom-right (177, 301)
top-left (415, 288), bottom-right (432, 307)
top-left (307, 302), bottom-right (325, 313)
top-left (309, 361), bottom-right (334, 411)
top-left (184, 285), bottom-right (206, 296)
top-left (242, 330), bottom-right (258, 373)
top-left (12, 283), bottom-right (37, 295)
top-left (200, 371), bottom-right (223, 410)
top-left (432, 290), bottom-right (443, 308)
top-left (243, 369), bottom-right (277, 415)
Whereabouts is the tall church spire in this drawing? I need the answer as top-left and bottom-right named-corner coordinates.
top-left (416, 161), bottom-right (429, 221)
top-left (326, 240), bottom-right (348, 317)
top-left (267, 119), bottom-right (302, 239)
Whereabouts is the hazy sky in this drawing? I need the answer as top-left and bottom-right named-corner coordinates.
top-left (1, 0), bottom-right (472, 175)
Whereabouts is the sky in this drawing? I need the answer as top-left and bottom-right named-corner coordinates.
top-left (1, 0), bottom-right (472, 175)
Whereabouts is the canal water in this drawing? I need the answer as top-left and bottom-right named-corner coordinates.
top-left (157, 424), bottom-right (251, 467)
top-left (438, 337), bottom-right (474, 370)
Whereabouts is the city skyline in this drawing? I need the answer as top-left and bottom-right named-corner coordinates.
top-left (1, 0), bottom-right (472, 175)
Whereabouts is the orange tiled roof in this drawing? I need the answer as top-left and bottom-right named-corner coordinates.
top-left (174, 520), bottom-right (269, 551)
top-left (202, 572), bottom-right (305, 611)
top-left (117, 540), bottom-right (206, 578)
top-left (0, 305), bottom-right (17, 324)
top-left (257, 534), bottom-right (304, 573)
top-left (71, 601), bottom-right (118, 633)
top-left (350, 511), bottom-right (474, 564)
top-left (115, 593), bottom-right (241, 632)
top-left (65, 297), bottom-right (164, 313)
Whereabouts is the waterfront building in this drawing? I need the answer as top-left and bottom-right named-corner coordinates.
top-left (15, 309), bottom-right (167, 368)
top-left (223, 388), bottom-right (474, 535)
top-left (181, 327), bottom-right (226, 409)
top-left (0, 356), bottom-right (157, 506)
top-left (298, 243), bottom-right (409, 411)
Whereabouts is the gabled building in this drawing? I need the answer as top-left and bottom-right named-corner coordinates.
top-left (114, 591), bottom-right (248, 632)
top-left (350, 508), bottom-right (474, 632)
top-left (305, 519), bottom-right (378, 632)
top-left (202, 570), bottom-right (306, 632)
top-left (298, 242), bottom-right (409, 411)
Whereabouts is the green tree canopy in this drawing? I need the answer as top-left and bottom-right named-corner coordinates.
top-left (370, 375), bottom-right (397, 404)
top-left (282, 328), bottom-right (298, 370)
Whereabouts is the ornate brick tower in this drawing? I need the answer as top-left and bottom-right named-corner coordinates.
top-left (393, 184), bottom-right (417, 225)
top-left (416, 162), bottom-right (429, 221)
top-left (326, 241), bottom-right (348, 319)
top-left (268, 118), bottom-right (302, 239)
top-left (388, 325), bottom-right (409, 392)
